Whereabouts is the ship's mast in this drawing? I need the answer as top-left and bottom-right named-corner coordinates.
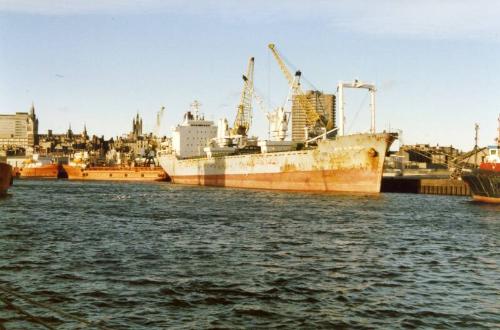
top-left (190, 100), bottom-right (201, 120)
top-left (474, 123), bottom-right (479, 166)
top-left (337, 80), bottom-right (376, 136)
top-left (497, 114), bottom-right (500, 145)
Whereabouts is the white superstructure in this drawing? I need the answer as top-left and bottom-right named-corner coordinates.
top-left (484, 114), bottom-right (500, 163)
top-left (171, 102), bottom-right (217, 159)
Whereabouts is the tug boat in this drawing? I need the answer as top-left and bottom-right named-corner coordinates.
top-left (462, 116), bottom-right (500, 203)
top-left (15, 154), bottom-right (63, 179)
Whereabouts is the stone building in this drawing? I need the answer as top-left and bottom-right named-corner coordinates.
top-left (396, 144), bottom-right (461, 169)
top-left (37, 124), bottom-right (93, 156)
top-left (130, 113), bottom-right (143, 140)
top-left (0, 104), bottom-right (38, 150)
top-left (109, 114), bottom-right (157, 164)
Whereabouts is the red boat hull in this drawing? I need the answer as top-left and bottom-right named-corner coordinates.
top-left (18, 164), bottom-right (60, 178)
top-left (479, 162), bottom-right (499, 171)
top-left (0, 163), bottom-right (13, 195)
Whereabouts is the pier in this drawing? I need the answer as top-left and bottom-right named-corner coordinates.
top-left (382, 176), bottom-right (470, 196)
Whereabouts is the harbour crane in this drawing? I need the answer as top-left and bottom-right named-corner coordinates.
top-left (268, 44), bottom-right (329, 136)
top-left (246, 80), bottom-right (290, 141)
top-left (232, 57), bottom-right (254, 136)
top-left (154, 106), bottom-right (165, 138)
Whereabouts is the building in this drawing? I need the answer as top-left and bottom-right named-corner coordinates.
top-left (291, 91), bottom-right (335, 141)
top-left (396, 144), bottom-right (462, 169)
top-left (0, 104), bottom-right (38, 150)
top-left (130, 113), bottom-right (143, 140)
top-left (108, 113), bottom-right (160, 165)
top-left (37, 124), bottom-right (92, 155)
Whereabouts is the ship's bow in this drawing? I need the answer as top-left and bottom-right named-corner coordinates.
top-left (462, 168), bottom-right (500, 203)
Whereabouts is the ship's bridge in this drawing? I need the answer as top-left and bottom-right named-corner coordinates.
top-left (486, 145), bottom-right (500, 163)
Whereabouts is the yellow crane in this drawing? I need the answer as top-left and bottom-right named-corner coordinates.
top-left (268, 44), bottom-right (329, 133)
top-left (233, 57), bottom-right (255, 136)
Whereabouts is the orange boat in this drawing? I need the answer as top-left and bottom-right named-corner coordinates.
top-left (14, 154), bottom-right (65, 179)
top-left (17, 163), bottom-right (63, 179)
top-left (63, 165), bottom-right (168, 182)
top-left (0, 162), bottom-right (13, 195)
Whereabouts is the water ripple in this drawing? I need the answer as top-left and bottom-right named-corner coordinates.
top-left (0, 180), bottom-right (498, 329)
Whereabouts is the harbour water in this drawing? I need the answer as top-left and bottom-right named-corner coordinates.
top-left (0, 180), bottom-right (498, 329)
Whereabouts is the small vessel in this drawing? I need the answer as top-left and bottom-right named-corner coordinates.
top-left (17, 163), bottom-right (60, 178)
top-left (462, 116), bottom-right (500, 203)
top-left (15, 154), bottom-right (63, 179)
top-left (63, 164), bottom-right (168, 182)
top-left (63, 150), bottom-right (167, 182)
top-left (0, 160), bottom-right (13, 195)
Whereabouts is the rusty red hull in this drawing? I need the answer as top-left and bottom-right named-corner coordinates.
top-left (63, 165), bottom-right (168, 182)
top-left (18, 164), bottom-right (60, 178)
top-left (0, 163), bottom-right (13, 195)
top-left (171, 167), bottom-right (381, 192)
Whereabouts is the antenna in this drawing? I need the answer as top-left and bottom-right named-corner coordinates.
top-left (497, 114), bottom-right (500, 144)
top-left (190, 100), bottom-right (201, 119)
top-left (474, 123), bottom-right (479, 166)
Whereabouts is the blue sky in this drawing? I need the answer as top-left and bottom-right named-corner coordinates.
top-left (0, 0), bottom-right (499, 150)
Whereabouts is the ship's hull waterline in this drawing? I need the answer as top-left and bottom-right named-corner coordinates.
top-left (159, 133), bottom-right (396, 193)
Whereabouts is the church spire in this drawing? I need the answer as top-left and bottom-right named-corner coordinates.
top-left (82, 123), bottom-right (88, 140)
top-left (67, 123), bottom-right (73, 139)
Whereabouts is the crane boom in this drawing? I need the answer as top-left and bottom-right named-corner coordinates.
top-left (268, 44), bottom-right (296, 89)
top-left (268, 44), bottom-right (323, 130)
top-left (155, 106), bottom-right (165, 137)
top-left (233, 57), bottom-right (255, 136)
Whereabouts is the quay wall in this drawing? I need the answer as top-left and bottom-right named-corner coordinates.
top-left (382, 177), bottom-right (470, 196)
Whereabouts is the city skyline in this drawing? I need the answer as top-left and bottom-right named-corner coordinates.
top-left (1, 0), bottom-right (499, 150)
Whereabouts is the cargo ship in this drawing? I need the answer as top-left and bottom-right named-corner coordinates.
top-left (0, 161), bottom-right (13, 195)
top-left (158, 99), bottom-right (396, 193)
top-left (63, 164), bottom-right (168, 182)
top-left (160, 133), bottom-right (394, 193)
top-left (462, 116), bottom-right (500, 203)
top-left (158, 48), bottom-right (396, 194)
